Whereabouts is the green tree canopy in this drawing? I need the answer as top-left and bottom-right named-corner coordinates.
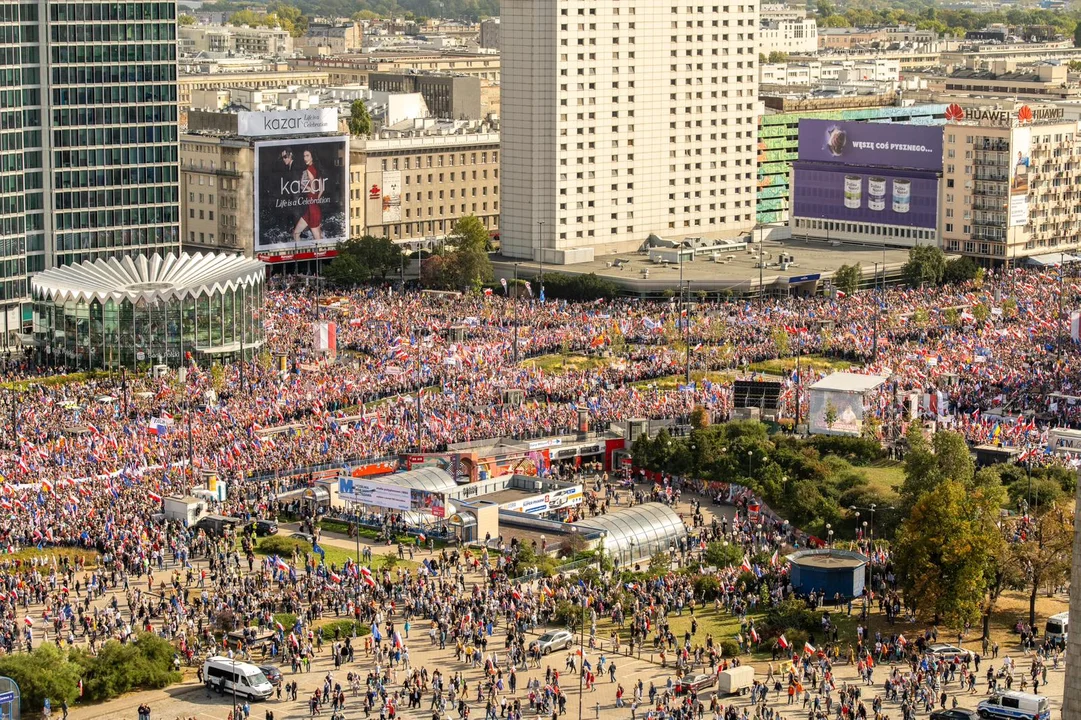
top-left (902, 245), bottom-right (947, 288)
top-left (833, 263), bottom-right (861, 295)
top-left (347, 99), bottom-right (372, 137)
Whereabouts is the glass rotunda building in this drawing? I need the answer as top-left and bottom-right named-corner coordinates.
top-left (31, 253), bottom-right (266, 370)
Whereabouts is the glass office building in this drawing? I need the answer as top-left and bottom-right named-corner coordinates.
top-left (31, 252), bottom-right (265, 369)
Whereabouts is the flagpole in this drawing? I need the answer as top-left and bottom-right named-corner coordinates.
top-left (513, 263), bottom-right (520, 364)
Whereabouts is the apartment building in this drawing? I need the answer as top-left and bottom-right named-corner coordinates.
top-left (0, 0), bottom-right (181, 341)
top-left (292, 54), bottom-right (501, 85)
top-left (349, 126), bottom-right (500, 244)
top-left (179, 24), bottom-right (293, 55)
top-left (500, 0), bottom-right (759, 264)
top-left (179, 70), bottom-right (331, 109)
top-left (939, 102), bottom-right (1081, 264)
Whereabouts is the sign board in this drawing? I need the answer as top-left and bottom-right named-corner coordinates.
top-left (0, 676), bottom-right (19, 720)
top-left (1009, 127), bottom-right (1030, 227)
top-left (797, 119), bottom-right (943, 172)
top-left (945, 102), bottom-right (1064, 127)
top-left (238, 109), bottom-right (339, 137)
top-left (337, 476), bottom-right (446, 517)
top-left (500, 485), bottom-right (583, 515)
top-left (254, 136), bottom-right (349, 253)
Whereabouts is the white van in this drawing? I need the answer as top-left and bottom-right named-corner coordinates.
top-left (1045, 612), bottom-right (1068, 645)
top-left (977, 691), bottom-right (1051, 720)
top-left (203, 656), bottom-right (274, 701)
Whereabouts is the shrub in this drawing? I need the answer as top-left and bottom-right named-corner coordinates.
top-left (319, 518), bottom-right (352, 534)
top-left (273, 613), bottom-right (298, 632)
top-left (255, 535), bottom-right (310, 557)
top-left (0, 642), bottom-right (82, 712)
top-left (809, 436), bottom-right (883, 465)
top-left (69, 633), bottom-right (180, 703)
top-left (717, 638), bottom-right (741, 657)
top-left (703, 542), bottom-right (742, 570)
top-left (693, 575), bottom-right (721, 601)
top-left (779, 628), bottom-right (809, 652)
top-left (763, 598), bottom-right (820, 634)
top-left (552, 600), bottom-right (586, 631)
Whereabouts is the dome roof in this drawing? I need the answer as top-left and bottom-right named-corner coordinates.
top-left (31, 252), bottom-right (265, 305)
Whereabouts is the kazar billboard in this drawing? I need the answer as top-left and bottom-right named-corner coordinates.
top-left (797, 119), bottom-right (943, 172)
top-left (238, 109), bottom-right (338, 137)
top-left (254, 136), bottom-right (349, 252)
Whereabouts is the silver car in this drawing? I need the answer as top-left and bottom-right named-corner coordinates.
top-left (535, 630), bottom-right (574, 655)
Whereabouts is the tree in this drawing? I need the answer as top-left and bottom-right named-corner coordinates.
top-left (324, 251), bottom-right (370, 287)
top-left (833, 263), bottom-right (861, 295)
top-left (440, 215), bottom-right (494, 290)
top-left (178, 13), bottom-right (197, 25)
top-left (1074, 23), bottom-right (1081, 47)
top-left (767, 51), bottom-right (790, 63)
top-left (704, 541), bottom-right (743, 569)
top-left (355, 235), bottom-right (402, 280)
top-left (943, 256), bottom-right (980, 284)
top-left (899, 428), bottom-right (974, 515)
top-left (690, 406), bottom-right (710, 430)
top-left (770, 326), bottom-right (790, 357)
top-left (1012, 503), bottom-right (1074, 627)
top-left (347, 99), bottom-right (372, 137)
top-left (902, 245), bottom-right (947, 288)
top-left (893, 480), bottom-right (1004, 629)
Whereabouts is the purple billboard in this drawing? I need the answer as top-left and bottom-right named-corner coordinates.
top-left (791, 165), bottom-right (939, 230)
top-left (797, 119), bottom-right (943, 172)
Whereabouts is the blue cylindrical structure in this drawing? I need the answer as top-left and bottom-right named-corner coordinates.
top-left (787, 549), bottom-right (867, 599)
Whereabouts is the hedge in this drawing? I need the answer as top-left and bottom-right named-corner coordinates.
top-left (0, 632), bottom-right (180, 712)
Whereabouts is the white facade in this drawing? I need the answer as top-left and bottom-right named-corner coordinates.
top-left (759, 17), bottom-right (818, 57)
top-left (501, 0), bottom-right (759, 264)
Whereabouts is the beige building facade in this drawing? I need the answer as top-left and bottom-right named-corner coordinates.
top-left (291, 55), bottom-right (501, 85)
top-left (349, 132), bottom-right (501, 245)
top-left (180, 135), bottom-right (255, 256)
top-left (939, 102), bottom-right (1081, 264)
top-left (180, 70), bottom-right (331, 109)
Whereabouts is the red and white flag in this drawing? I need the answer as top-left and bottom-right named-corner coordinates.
top-left (148, 490), bottom-right (162, 503)
top-left (804, 641), bottom-right (816, 655)
top-left (778, 634), bottom-right (789, 650)
top-left (740, 556), bottom-right (752, 573)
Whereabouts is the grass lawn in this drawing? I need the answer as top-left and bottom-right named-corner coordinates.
top-left (858, 462), bottom-right (904, 499)
top-left (249, 535), bottom-right (415, 573)
top-left (525, 354), bottom-right (611, 374)
top-left (7, 546), bottom-right (100, 569)
top-left (748, 355), bottom-right (854, 375)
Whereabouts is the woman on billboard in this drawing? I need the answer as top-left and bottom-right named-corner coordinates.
top-left (293, 149), bottom-right (325, 242)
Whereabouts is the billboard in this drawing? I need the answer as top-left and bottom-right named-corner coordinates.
top-left (238, 109), bottom-right (338, 137)
top-left (791, 165), bottom-right (939, 229)
top-left (254, 136), bottom-right (349, 252)
top-left (808, 389), bottom-right (865, 437)
top-left (381, 170), bottom-right (402, 223)
top-left (337, 476), bottom-right (446, 516)
top-left (1009, 127), bottom-right (1030, 227)
top-left (500, 485), bottom-right (583, 515)
top-left (797, 119), bottom-right (943, 172)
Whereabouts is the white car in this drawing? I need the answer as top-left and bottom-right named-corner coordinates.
top-left (534, 630), bottom-right (574, 655)
top-left (927, 644), bottom-right (973, 662)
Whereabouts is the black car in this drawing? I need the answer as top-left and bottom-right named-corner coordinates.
top-left (930, 710), bottom-right (978, 720)
top-left (253, 520), bottom-right (278, 536)
top-left (259, 665), bottom-right (283, 687)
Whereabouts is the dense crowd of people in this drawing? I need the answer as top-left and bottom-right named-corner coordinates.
top-left (0, 267), bottom-right (1073, 718)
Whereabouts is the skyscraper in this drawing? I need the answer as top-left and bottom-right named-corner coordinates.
top-left (0, 0), bottom-right (180, 342)
top-left (501, 0), bottom-right (759, 265)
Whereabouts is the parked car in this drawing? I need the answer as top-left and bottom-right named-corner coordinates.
top-left (258, 665), bottom-right (283, 688)
top-left (927, 644), bottom-right (973, 661)
top-left (290, 531), bottom-right (315, 544)
top-left (977, 691), bottom-right (1050, 720)
top-left (534, 630), bottom-right (573, 655)
top-left (673, 674), bottom-right (715, 695)
top-left (243, 519), bottom-right (278, 537)
top-left (930, 710), bottom-right (978, 720)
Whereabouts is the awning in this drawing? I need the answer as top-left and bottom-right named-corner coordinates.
top-left (1026, 252), bottom-right (1081, 267)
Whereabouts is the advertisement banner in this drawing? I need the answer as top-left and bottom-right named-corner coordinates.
top-left (500, 485), bottom-right (583, 515)
top-left (410, 489), bottom-right (446, 518)
top-left (381, 170), bottom-right (402, 223)
top-left (791, 165), bottom-right (939, 229)
top-left (238, 109), bottom-right (338, 137)
top-left (808, 389), bottom-right (864, 437)
top-left (1009, 127), bottom-right (1031, 227)
top-left (337, 477), bottom-right (411, 509)
top-left (797, 119), bottom-right (943, 172)
top-left (254, 137), bottom-right (349, 252)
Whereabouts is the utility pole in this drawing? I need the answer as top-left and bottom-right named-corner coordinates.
top-left (512, 263), bottom-right (520, 364)
top-left (415, 385), bottom-right (423, 453)
top-left (578, 595), bottom-right (586, 720)
top-left (684, 280), bottom-right (692, 384)
top-left (794, 304), bottom-right (802, 428)
top-left (537, 221), bottom-right (545, 301)
top-left (187, 397), bottom-right (195, 489)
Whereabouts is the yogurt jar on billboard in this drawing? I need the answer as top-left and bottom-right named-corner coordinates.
top-left (892, 179), bottom-right (911, 213)
top-left (844, 175), bottom-right (862, 209)
top-left (868, 177), bottom-right (887, 211)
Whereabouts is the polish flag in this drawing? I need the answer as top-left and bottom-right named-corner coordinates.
top-left (777, 635), bottom-right (789, 650)
top-left (274, 556), bottom-right (290, 572)
top-left (897, 634), bottom-right (907, 646)
top-left (804, 641), bottom-right (816, 655)
top-left (740, 556), bottom-right (752, 573)
top-left (512, 590), bottom-right (522, 600)
top-left (361, 567), bottom-right (375, 587)
top-left (23, 617), bottom-right (33, 627)
top-left (275, 621), bottom-right (285, 632)
top-left (148, 490), bottom-right (162, 503)
top-left (0, 500), bottom-right (12, 511)
top-left (749, 628), bottom-right (759, 643)
top-left (328, 571), bottom-right (342, 583)
top-left (418, 533), bottom-right (426, 543)
top-left (770, 550), bottom-right (778, 567)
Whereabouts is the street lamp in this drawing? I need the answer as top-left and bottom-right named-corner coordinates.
top-left (850, 503), bottom-right (893, 597)
top-left (826, 523), bottom-right (833, 551)
top-left (746, 450), bottom-right (753, 479)
top-left (512, 263), bottom-right (520, 363)
top-left (537, 220), bottom-right (545, 301)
